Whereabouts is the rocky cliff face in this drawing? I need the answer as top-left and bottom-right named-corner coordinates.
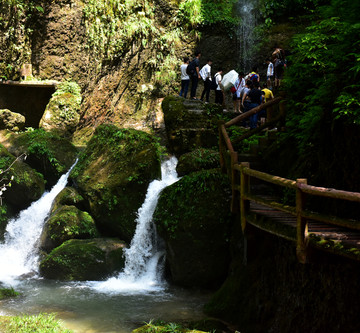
top-left (0, 0), bottom-right (240, 141)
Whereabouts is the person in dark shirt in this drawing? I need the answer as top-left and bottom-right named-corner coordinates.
top-left (243, 81), bottom-right (264, 129)
top-left (190, 51), bottom-right (201, 99)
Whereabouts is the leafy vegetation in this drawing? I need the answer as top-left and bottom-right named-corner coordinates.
top-left (178, 0), bottom-right (239, 29)
top-left (0, 0), bottom-right (44, 79)
top-left (0, 287), bottom-right (19, 300)
top-left (4, 313), bottom-right (72, 333)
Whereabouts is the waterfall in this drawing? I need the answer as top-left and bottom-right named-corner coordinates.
top-left (0, 161), bottom-right (77, 285)
top-left (90, 157), bottom-right (180, 293)
top-left (237, 0), bottom-right (257, 73)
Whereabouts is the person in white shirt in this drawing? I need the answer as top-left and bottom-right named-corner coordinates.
top-left (179, 57), bottom-right (190, 98)
top-left (214, 68), bottom-right (224, 105)
top-left (199, 59), bottom-right (213, 103)
top-left (233, 72), bottom-right (245, 113)
top-left (266, 58), bottom-right (274, 90)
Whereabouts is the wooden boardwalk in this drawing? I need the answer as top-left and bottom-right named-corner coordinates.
top-left (218, 97), bottom-right (360, 263)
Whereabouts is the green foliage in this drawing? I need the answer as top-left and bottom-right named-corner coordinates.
top-left (282, 0), bottom-right (360, 158)
top-left (6, 313), bottom-right (71, 333)
top-left (0, 287), bottom-right (19, 300)
top-left (178, 0), bottom-right (239, 29)
top-left (0, 0), bottom-right (44, 79)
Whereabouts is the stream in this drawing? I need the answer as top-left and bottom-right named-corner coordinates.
top-left (0, 157), bottom-right (211, 332)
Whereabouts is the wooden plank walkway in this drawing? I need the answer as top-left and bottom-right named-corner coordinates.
top-left (247, 200), bottom-right (360, 261)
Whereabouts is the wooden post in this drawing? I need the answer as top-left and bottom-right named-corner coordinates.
top-left (218, 121), bottom-right (226, 173)
top-left (296, 178), bottom-right (308, 263)
top-left (230, 151), bottom-right (239, 213)
top-left (240, 162), bottom-right (250, 233)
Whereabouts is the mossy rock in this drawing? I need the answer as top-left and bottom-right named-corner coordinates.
top-left (39, 238), bottom-right (126, 281)
top-left (40, 205), bottom-right (100, 252)
top-left (70, 124), bottom-right (161, 242)
top-left (161, 96), bottom-right (221, 155)
top-left (3, 129), bottom-right (77, 187)
top-left (176, 148), bottom-right (220, 176)
top-left (153, 169), bottom-right (232, 289)
top-left (0, 144), bottom-right (45, 211)
top-left (50, 187), bottom-right (86, 213)
top-left (0, 109), bottom-right (25, 132)
top-left (39, 82), bottom-right (82, 138)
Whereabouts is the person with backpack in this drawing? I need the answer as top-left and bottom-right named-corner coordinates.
top-left (200, 59), bottom-right (213, 103)
top-left (188, 51), bottom-right (201, 100)
top-left (179, 57), bottom-right (190, 98)
top-left (248, 66), bottom-right (260, 82)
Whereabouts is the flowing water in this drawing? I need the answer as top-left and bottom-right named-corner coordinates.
top-left (0, 157), bottom-right (210, 332)
top-left (237, 0), bottom-right (257, 73)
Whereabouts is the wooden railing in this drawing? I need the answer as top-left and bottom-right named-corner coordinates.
top-left (219, 97), bottom-right (360, 263)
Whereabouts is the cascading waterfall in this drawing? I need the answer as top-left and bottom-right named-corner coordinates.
top-left (0, 161), bottom-right (77, 285)
top-left (90, 156), bottom-right (180, 293)
top-left (237, 0), bottom-right (257, 73)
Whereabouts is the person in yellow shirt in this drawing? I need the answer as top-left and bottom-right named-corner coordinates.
top-left (262, 83), bottom-right (274, 121)
top-left (262, 83), bottom-right (274, 102)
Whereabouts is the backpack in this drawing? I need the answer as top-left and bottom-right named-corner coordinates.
top-left (210, 73), bottom-right (219, 90)
top-left (249, 72), bottom-right (259, 82)
top-left (186, 60), bottom-right (196, 76)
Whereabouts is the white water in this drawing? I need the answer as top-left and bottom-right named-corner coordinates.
top-left (0, 162), bottom-right (76, 285)
top-left (237, 0), bottom-right (257, 73)
top-left (90, 157), bottom-right (180, 294)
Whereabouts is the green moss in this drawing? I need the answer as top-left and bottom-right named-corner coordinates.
top-left (0, 287), bottom-right (19, 300)
top-left (5, 129), bottom-right (77, 185)
top-left (41, 205), bottom-right (99, 252)
top-left (176, 148), bottom-right (220, 176)
top-left (39, 238), bottom-right (126, 281)
top-left (70, 124), bottom-right (161, 242)
top-left (154, 169), bottom-right (231, 239)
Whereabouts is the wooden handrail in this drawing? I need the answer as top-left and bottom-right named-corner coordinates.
top-left (225, 97), bottom-right (282, 127)
top-left (298, 183), bottom-right (360, 203)
top-left (220, 123), bottom-right (235, 153)
top-left (218, 96), bottom-right (360, 262)
top-left (236, 164), bottom-right (297, 189)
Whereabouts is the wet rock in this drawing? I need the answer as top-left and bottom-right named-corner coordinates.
top-left (70, 124), bottom-right (161, 242)
top-left (50, 186), bottom-right (86, 213)
top-left (40, 205), bottom-right (99, 252)
top-left (153, 169), bottom-right (232, 289)
top-left (0, 144), bottom-right (45, 211)
top-left (39, 238), bottom-right (126, 281)
top-left (1, 129), bottom-right (77, 187)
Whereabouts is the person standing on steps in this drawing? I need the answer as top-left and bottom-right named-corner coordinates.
top-left (233, 71), bottom-right (245, 113)
top-left (179, 57), bottom-right (190, 98)
top-left (214, 68), bottom-right (224, 105)
top-left (189, 51), bottom-right (201, 100)
top-left (200, 59), bottom-right (213, 103)
top-left (266, 58), bottom-right (274, 90)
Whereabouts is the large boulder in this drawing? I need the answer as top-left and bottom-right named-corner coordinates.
top-left (0, 144), bottom-right (45, 211)
top-left (1, 129), bottom-right (77, 187)
top-left (39, 81), bottom-right (82, 137)
top-left (70, 124), bottom-right (161, 242)
top-left (40, 205), bottom-right (100, 252)
top-left (0, 109), bottom-right (25, 131)
top-left (39, 238), bottom-right (126, 281)
top-left (50, 186), bottom-right (86, 213)
top-left (153, 169), bottom-right (232, 289)
top-left (161, 96), bottom-right (221, 156)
